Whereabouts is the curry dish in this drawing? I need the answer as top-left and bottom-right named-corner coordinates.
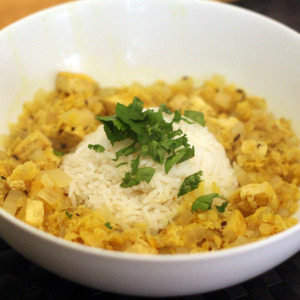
top-left (0, 72), bottom-right (299, 254)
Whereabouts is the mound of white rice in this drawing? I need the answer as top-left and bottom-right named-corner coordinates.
top-left (61, 114), bottom-right (238, 232)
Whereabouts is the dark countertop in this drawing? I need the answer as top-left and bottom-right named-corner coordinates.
top-left (1, 1), bottom-right (300, 299)
top-left (236, 0), bottom-right (300, 33)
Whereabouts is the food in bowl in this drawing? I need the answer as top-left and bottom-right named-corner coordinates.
top-left (0, 72), bottom-right (299, 254)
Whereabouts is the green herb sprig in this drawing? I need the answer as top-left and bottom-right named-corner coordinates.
top-left (104, 222), bottom-right (113, 229)
top-left (121, 155), bottom-right (155, 188)
top-left (191, 193), bottom-right (228, 213)
top-left (177, 171), bottom-right (203, 197)
top-left (65, 211), bottom-right (73, 219)
top-left (53, 149), bottom-right (65, 156)
top-left (94, 97), bottom-right (205, 187)
top-left (88, 144), bottom-right (106, 153)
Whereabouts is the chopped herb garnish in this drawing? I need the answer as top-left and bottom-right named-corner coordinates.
top-left (119, 154), bottom-right (155, 187)
top-left (216, 201), bottom-right (228, 213)
top-left (1, 176), bottom-right (6, 180)
top-left (178, 171), bottom-right (203, 197)
top-left (113, 142), bottom-right (139, 161)
top-left (191, 193), bottom-right (227, 213)
top-left (88, 144), bottom-right (105, 153)
top-left (94, 97), bottom-right (201, 188)
top-left (184, 110), bottom-right (205, 127)
top-left (181, 117), bottom-right (194, 125)
top-left (121, 166), bottom-right (155, 188)
top-left (53, 149), bottom-right (65, 156)
top-left (91, 97), bottom-right (228, 214)
top-left (96, 115), bottom-right (129, 145)
top-left (104, 222), bottom-right (113, 229)
top-left (65, 211), bottom-right (73, 219)
top-left (159, 103), bottom-right (173, 115)
top-left (116, 162), bottom-right (128, 168)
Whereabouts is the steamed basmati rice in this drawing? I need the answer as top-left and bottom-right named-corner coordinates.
top-left (62, 114), bottom-right (238, 232)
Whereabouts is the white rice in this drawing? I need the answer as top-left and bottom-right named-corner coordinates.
top-left (61, 114), bottom-right (238, 232)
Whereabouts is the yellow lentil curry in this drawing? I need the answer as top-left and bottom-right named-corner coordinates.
top-left (0, 72), bottom-right (299, 254)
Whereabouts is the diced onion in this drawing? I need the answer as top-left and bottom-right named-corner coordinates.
top-left (3, 190), bottom-right (25, 215)
top-left (46, 169), bottom-right (72, 188)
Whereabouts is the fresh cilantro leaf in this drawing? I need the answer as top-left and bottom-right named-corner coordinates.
top-left (216, 201), bottom-right (228, 213)
top-left (88, 144), bottom-right (105, 153)
top-left (160, 138), bottom-right (174, 151)
top-left (181, 117), bottom-right (194, 124)
top-left (172, 110), bottom-right (182, 123)
top-left (65, 211), bottom-right (73, 219)
top-left (96, 115), bottom-right (129, 145)
top-left (137, 133), bottom-right (152, 146)
top-left (147, 122), bottom-right (162, 140)
top-left (176, 146), bottom-right (195, 164)
top-left (113, 142), bottom-right (139, 161)
top-left (164, 145), bottom-right (194, 174)
top-left (96, 114), bottom-right (117, 122)
top-left (97, 115), bottom-right (129, 132)
top-left (141, 144), bottom-right (149, 155)
top-left (145, 140), bottom-right (159, 162)
top-left (103, 121), bottom-right (127, 145)
top-left (121, 172), bottom-right (141, 187)
top-left (178, 170), bottom-right (203, 197)
top-left (127, 97), bottom-right (145, 120)
top-left (131, 155), bottom-right (140, 175)
top-left (120, 167), bottom-right (155, 187)
top-left (115, 101), bottom-right (145, 135)
top-left (167, 128), bottom-right (183, 139)
top-left (53, 149), bottom-right (65, 156)
top-left (135, 167), bottom-right (155, 183)
top-left (191, 193), bottom-right (227, 213)
top-left (159, 103), bottom-right (172, 115)
top-left (184, 110), bottom-right (205, 127)
top-left (146, 109), bottom-right (164, 126)
top-left (156, 147), bottom-right (165, 165)
top-left (116, 162), bottom-right (128, 168)
top-left (171, 135), bottom-right (188, 148)
top-left (191, 195), bottom-right (212, 212)
top-left (164, 151), bottom-right (186, 174)
top-left (104, 222), bottom-right (113, 229)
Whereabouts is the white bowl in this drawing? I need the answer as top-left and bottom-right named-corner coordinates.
top-left (0, 0), bottom-right (300, 297)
